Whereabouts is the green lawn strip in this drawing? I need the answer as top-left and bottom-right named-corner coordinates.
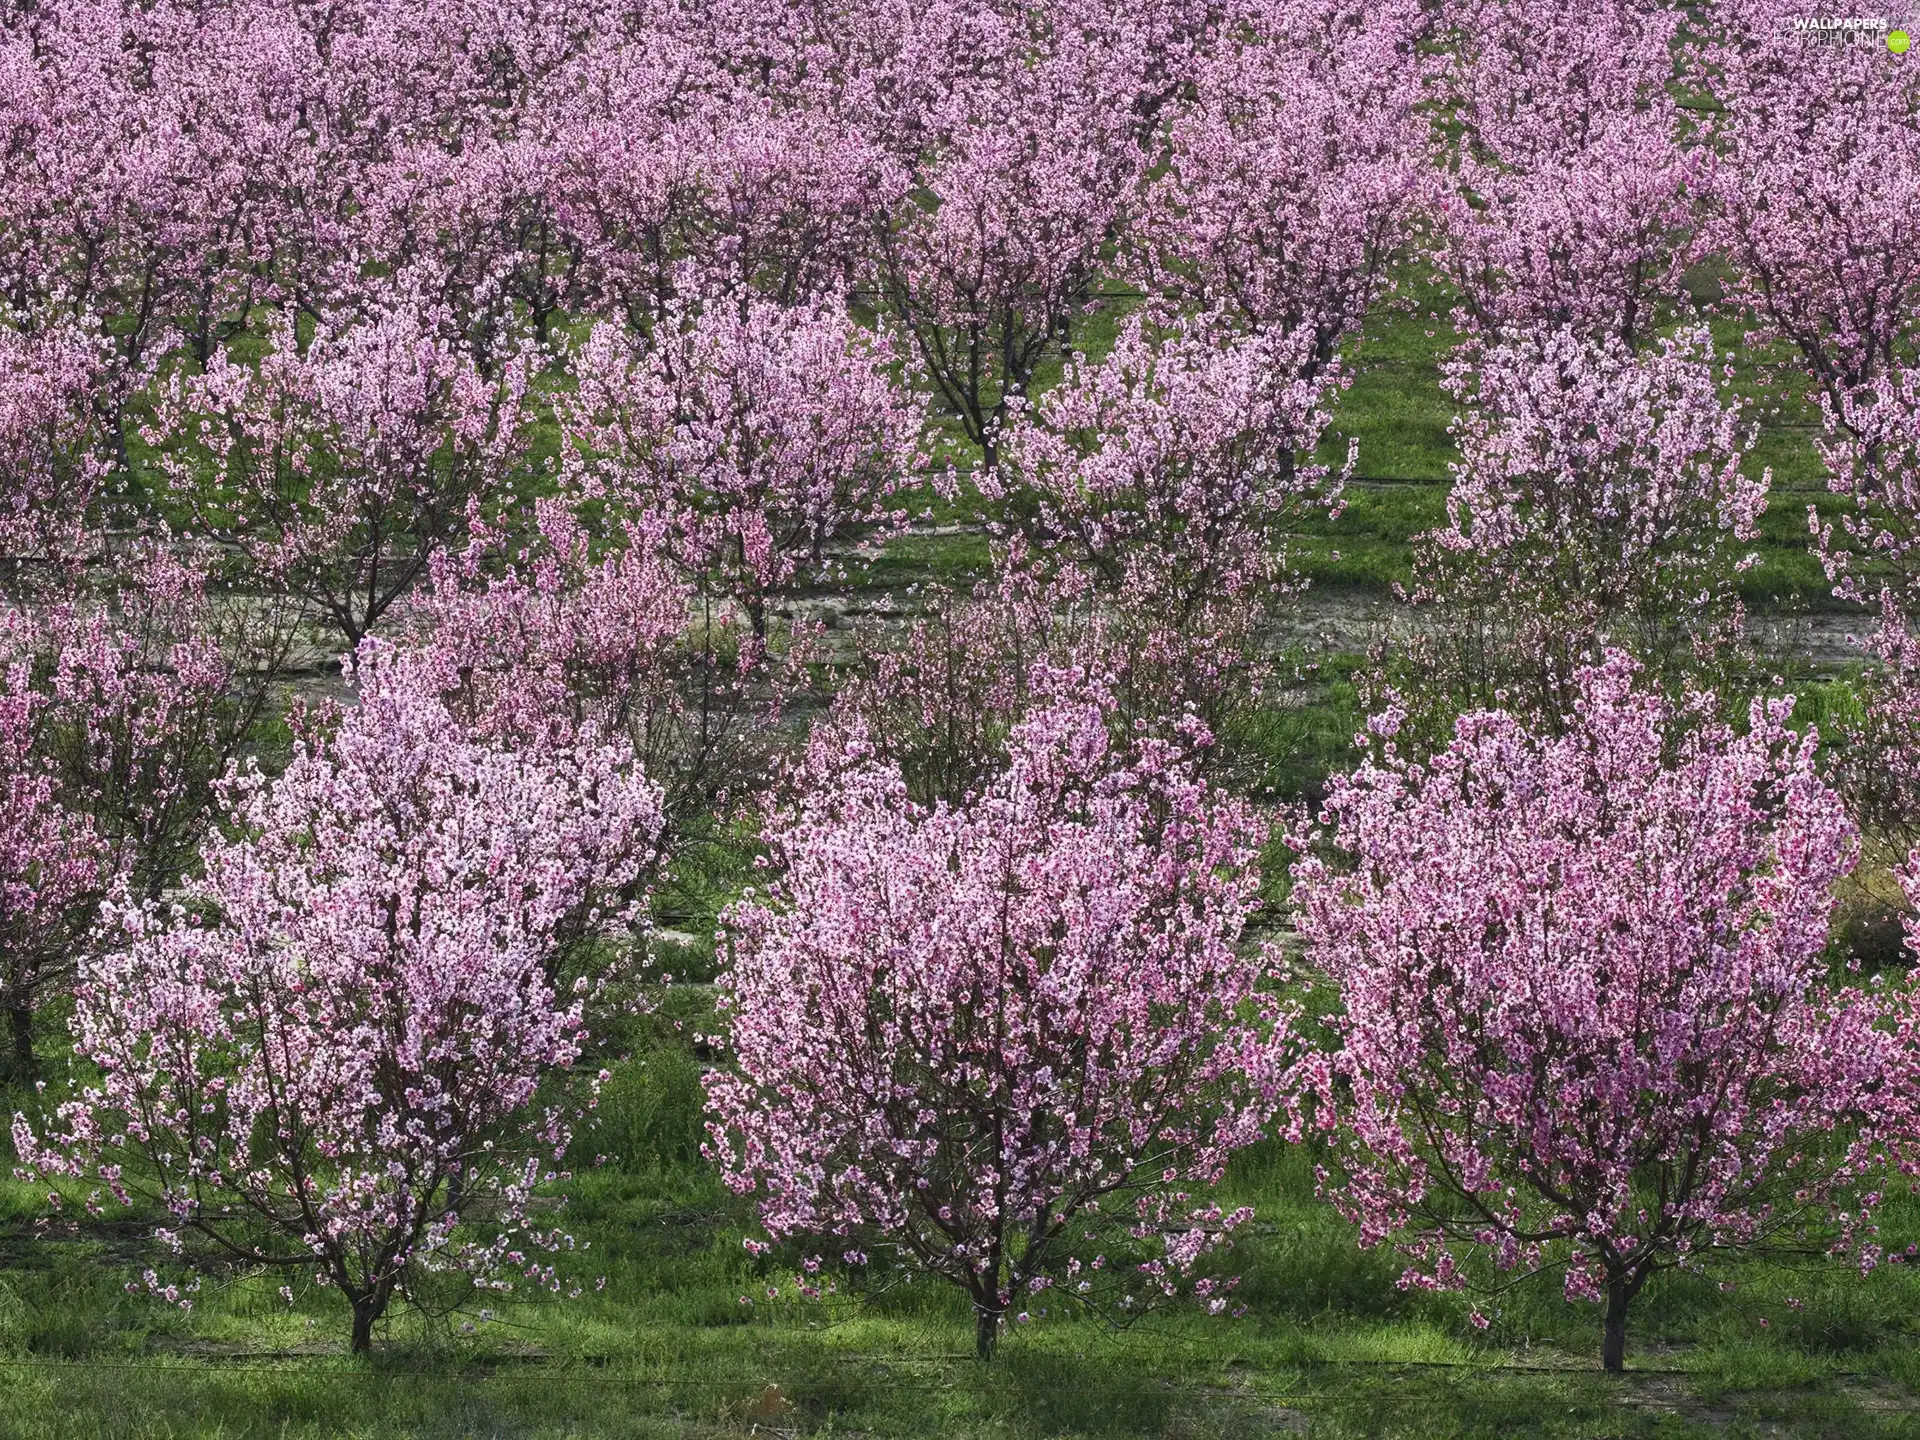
top-left (4, 1122), bottom-right (1920, 1436)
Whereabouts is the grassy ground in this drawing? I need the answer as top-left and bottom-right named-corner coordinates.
top-left (6, 286), bottom-right (1906, 1438)
top-left (12, 1117), bottom-right (1920, 1438)
top-left (1291, 279), bottom-right (1850, 609)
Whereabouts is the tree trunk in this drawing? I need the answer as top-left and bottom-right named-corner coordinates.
top-left (974, 1306), bottom-right (1000, 1361)
top-left (350, 1292), bottom-right (383, 1355)
top-left (1602, 1277), bottom-right (1632, 1375)
top-left (5, 1005), bottom-right (33, 1081)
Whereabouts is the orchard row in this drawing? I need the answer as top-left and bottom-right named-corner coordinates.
top-left (2, 0), bottom-right (1918, 1374)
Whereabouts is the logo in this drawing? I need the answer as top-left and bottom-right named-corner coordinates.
top-left (1783, 13), bottom-right (1919, 48)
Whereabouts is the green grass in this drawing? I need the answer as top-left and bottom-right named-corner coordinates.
top-left (13, 1081), bottom-right (1920, 1438)
top-left (1323, 283), bottom-right (1466, 485)
top-left (1289, 480), bottom-right (1449, 593)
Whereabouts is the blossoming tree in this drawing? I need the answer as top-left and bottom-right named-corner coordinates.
top-left (1134, 0), bottom-right (1430, 363)
top-left (991, 313), bottom-right (1348, 615)
top-left (1439, 0), bottom-right (1695, 347)
top-left (0, 621), bottom-right (102, 1080)
top-left (1706, 0), bottom-right (1920, 421)
top-left (1402, 324), bottom-right (1767, 735)
top-left (0, 544), bottom-right (295, 1076)
top-left (0, 325), bottom-right (106, 583)
top-left (15, 641), bottom-right (665, 1351)
top-left (707, 698), bottom-right (1304, 1358)
top-left (1293, 653), bottom-right (1902, 1373)
top-left (159, 301), bottom-right (533, 647)
top-left (411, 497), bottom-right (800, 856)
top-left (565, 294), bottom-right (922, 640)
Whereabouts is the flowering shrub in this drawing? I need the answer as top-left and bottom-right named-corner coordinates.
top-left (1829, 596), bottom-right (1920, 871)
top-left (0, 325), bottom-right (106, 579)
top-left (1706, 0), bottom-right (1920, 418)
top-left (825, 552), bottom-right (1282, 809)
top-left (1132, 0), bottom-right (1430, 361)
top-left (871, 0), bottom-right (1151, 466)
top-left (707, 700), bottom-right (1304, 1357)
top-left (1397, 325), bottom-right (1766, 737)
top-left (1438, 0), bottom-right (1693, 346)
top-left (991, 313), bottom-right (1348, 613)
top-left (0, 545), bottom-right (293, 1075)
top-left (1814, 365), bottom-right (1920, 612)
top-left (0, 619), bottom-right (101, 1080)
top-left (411, 496), bottom-right (803, 859)
top-left (1294, 654), bottom-right (1901, 1373)
top-left (14, 642), bottom-right (664, 1351)
top-left (159, 302), bottom-right (532, 646)
top-left (566, 295), bottom-right (922, 638)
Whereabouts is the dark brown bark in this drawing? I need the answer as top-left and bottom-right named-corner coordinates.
top-left (1602, 1276), bottom-right (1632, 1375)
top-left (974, 1306), bottom-right (1000, 1361)
top-left (6, 1004), bottom-right (33, 1081)
top-left (349, 1284), bottom-right (392, 1355)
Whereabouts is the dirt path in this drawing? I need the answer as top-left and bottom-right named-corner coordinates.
top-left (778, 573), bottom-right (1872, 673)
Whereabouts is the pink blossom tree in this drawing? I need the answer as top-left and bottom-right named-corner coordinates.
top-left (0, 618), bottom-right (103, 1081)
top-left (821, 566), bottom-right (1089, 807)
top-left (409, 497), bottom-right (795, 855)
top-left (707, 699), bottom-right (1304, 1359)
top-left (970, 308), bottom-right (1347, 770)
top-left (0, 1), bottom-right (200, 387)
top-left (869, 2), bottom-right (1151, 467)
top-left (1293, 653), bottom-right (1900, 1374)
top-left (0, 0), bottom-right (377, 381)
top-left (1437, 0), bottom-right (1695, 348)
top-left (0, 544), bottom-right (295, 1076)
top-left (534, 37), bottom-right (705, 330)
top-left (158, 300), bottom-right (533, 647)
top-left (29, 546), bottom-right (295, 901)
top-left (412, 501), bottom-right (692, 757)
top-left (1832, 594), bottom-right (1920, 867)
top-left (667, 100), bottom-right (889, 305)
top-left (546, 66), bottom-right (892, 324)
top-left (824, 543), bottom-right (1286, 809)
top-left (990, 313), bottom-right (1349, 616)
top-left (1808, 371), bottom-right (1920, 865)
top-left (114, 0), bottom-right (604, 370)
top-left (1132, 0), bottom-right (1431, 365)
top-left (1891, 814), bottom-right (1920, 966)
top-left (1812, 364), bottom-right (1920, 612)
top-left (1403, 325), bottom-right (1767, 732)
top-left (565, 294), bottom-right (922, 639)
top-left (14, 639), bottom-right (665, 1352)
top-left (1705, 0), bottom-right (1920, 422)
top-left (0, 325), bottom-right (107, 583)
